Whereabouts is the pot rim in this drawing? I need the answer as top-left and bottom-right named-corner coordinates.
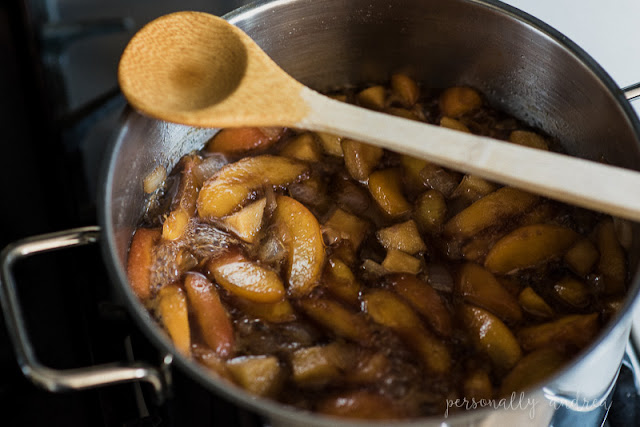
top-left (99, 0), bottom-right (640, 424)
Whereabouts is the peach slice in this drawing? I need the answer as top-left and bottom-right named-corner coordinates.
top-left (368, 168), bottom-right (412, 217)
top-left (226, 355), bottom-right (283, 397)
top-left (162, 155), bottom-right (201, 240)
top-left (279, 132), bottom-right (322, 162)
top-left (518, 313), bottom-right (600, 352)
top-left (388, 274), bottom-right (452, 337)
top-left (205, 127), bottom-right (285, 154)
top-left (401, 154), bottom-right (429, 192)
top-left (322, 208), bottom-right (369, 251)
top-left (564, 238), bottom-right (599, 277)
top-left (127, 228), bottom-right (161, 301)
top-left (222, 198), bottom-right (266, 243)
top-left (208, 251), bottom-right (285, 303)
top-left (363, 289), bottom-right (450, 374)
top-left (299, 298), bottom-right (371, 344)
top-left (197, 155), bottom-right (308, 219)
top-left (464, 370), bottom-right (493, 401)
top-left (184, 273), bottom-right (234, 358)
top-left (499, 348), bottom-right (566, 396)
top-left (323, 257), bottom-right (361, 306)
top-left (381, 250), bottom-right (422, 275)
top-left (461, 304), bottom-right (522, 372)
top-left (444, 187), bottom-right (538, 238)
top-left (413, 190), bottom-right (447, 233)
top-left (484, 224), bottom-right (579, 274)
top-left (457, 263), bottom-right (522, 323)
top-left (315, 132), bottom-right (344, 157)
top-left (376, 220), bottom-right (426, 255)
top-left (439, 86), bottom-right (482, 118)
top-left (357, 85), bottom-right (386, 110)
top-left (518, 287), bottom-right (554, 318)
top-left (156, 284), bottom-right (191, 356)
top-left (341, 139), bottom-right (384, 181)
top-left (231, 297), bottom-right (297, 323)
top-left (509, 130), bottom-right (549, 151)
top-left (440, 117), bottom-right (471, 133)
top-left (290, 344), bottom-right (347, 387)
top-left (390, 73), bottom-right (420, 107)
top-left (273, 195), bottom-right (325, 297)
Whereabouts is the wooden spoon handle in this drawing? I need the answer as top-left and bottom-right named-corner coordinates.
top-left (299, 89), bottom-right (640, 221)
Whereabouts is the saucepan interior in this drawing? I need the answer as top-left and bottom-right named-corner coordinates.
top-left (100, 0), bottom-right (640, 425)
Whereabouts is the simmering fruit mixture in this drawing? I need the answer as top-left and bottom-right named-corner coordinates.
top-left (127, 74), bottom-right (631, 419)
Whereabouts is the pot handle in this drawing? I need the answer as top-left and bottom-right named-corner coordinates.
top-left (623, 82), bottom-right (640, 102)
top-left (0, 226), bottom-right (167, 402)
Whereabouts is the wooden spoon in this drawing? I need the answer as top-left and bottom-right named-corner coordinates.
top-left (119, 11), bottom-right (640, 222)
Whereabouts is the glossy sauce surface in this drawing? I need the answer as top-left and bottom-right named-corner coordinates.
top-left (127, 76), bottom-right (630, 419)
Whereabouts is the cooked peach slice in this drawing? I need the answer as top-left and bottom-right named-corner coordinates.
top-left (324, 257), bottom-right (361, 306)
top-left (451, 175), bottom-right (497, 204)
top-left (386, 107), bottom-right (420, 120)
top-left (382, 250), bottom-right (422, 274)
top-left (464, 369), bottom-right (493, 401)
top-left (127, 228), bottom-right (161, 301)
top-left (439, 86), bottom-right (482, 118)
top-left (509, 130), bottom-right (549, 151)
top-left (518, 287), bottom-right (554, 318)
top-left (461, 305), bottom-right (522, 372)
top-left (342, 139), bottom-right (384, 181)
top-left (184, 273), bottom-right (234, 358)
top-left (156, 284), bottom-right (191, 356)
top-left (222, 198), bottom-right (266, 243)
top-left (376, 220), bottom-right (426, 254)
top-left (364, 289), bottom-right (451, 374)
top-left (440, 117), bottom-right (471, 133)
top-left (291, 344), bottom-right (346, 387)
top-left (299, 298), bottom-right (371, 343)
top-left (279, 132), bottom-right (322, 162)
top-left (444, 187), bottom-right (538, 238)
top-left (554, 276), bottom-right (590, 308)
top-left (596, 219), bottom-right (627, 295)
top-left (518, 313), bottom-right (600, 352)
top-left (273, 195), bottom-right (325, 297)
top-left (323, 208), bottom-right (369, 250)
top-left (226, 355), bottom-right (283, 397)
top-left (315, 132), bottom-right (344, 157)
top-left (205, 127), bottom-right (285, 154)
top-left (197, 155), bottom-right (308, 218)
top-left (414, 190), bottom-right (447, 233)
top-left (163, 156), bottom-right (201, 240)
top-left (231, 297), bottom-right (296, 323)
top-left (388, 274), bottom-right (452, 337)
top-left (368, 168), bottom-right (412, 217)
top-left (317, 390), bottom-right (406, 420)
top-left (391, 73), bottom-right (420, 107)
top-left (208, 251), bottom-right (285, 303)
top-left (401, 154), bottom-right (429, 191)
top-left (499, 348), bottom-right (566, 396)
top-left (457, 263), bottom-right (522, 323)
top-left (484, 224), bottom-right (579, 274)
top-left (564, 238), bottom-right (599, 277)
top-left (357, 85), bottom-right (386, 110)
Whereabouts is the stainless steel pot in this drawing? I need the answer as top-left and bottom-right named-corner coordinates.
top-left (3, 0), bottom-right (640, 425)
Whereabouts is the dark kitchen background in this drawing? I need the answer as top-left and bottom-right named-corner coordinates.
top-left (1, 0), bottom-right (640, 426)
